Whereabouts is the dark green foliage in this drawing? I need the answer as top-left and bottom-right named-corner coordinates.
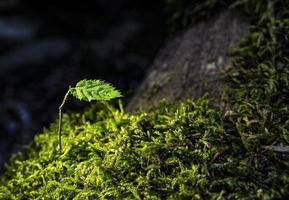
top-left (222, 1), bottom-right (289, 199)
top-left (1, 0), bottom-right (289, 199)
top-left (164, 0), bottom-right (231, 32)
top-left (225, 0), bottom-right (289, 151)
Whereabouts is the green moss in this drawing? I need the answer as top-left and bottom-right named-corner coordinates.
top-left (225, 0), bottom-right (289, 151)
top-left (1, 0), bottom-right (289, 199)
top-left (0, 100), bottom-right (221, 199)
top-left (0, 99), bottom-right (288, 199)
top-left (164, 0), bottom-right (223, 32)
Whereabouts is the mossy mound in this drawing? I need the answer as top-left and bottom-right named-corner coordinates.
top-left (1, 0), bottom-right (289, 199)
top-left (1, 100), bottom-right (288, 199)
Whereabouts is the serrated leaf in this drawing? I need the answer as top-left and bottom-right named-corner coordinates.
top-left (70, 79), bottom-right (122, 102)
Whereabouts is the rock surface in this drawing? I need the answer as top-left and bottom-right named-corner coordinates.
top-left (127, 10), bottom-right (249, 111)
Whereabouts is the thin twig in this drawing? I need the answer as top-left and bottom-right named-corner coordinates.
top-left (58, 88), bottom-right (71, 152)
top-left (262, 145), bottom-right (289, 153)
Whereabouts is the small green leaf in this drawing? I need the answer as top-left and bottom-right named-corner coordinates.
top-left (70, 79), bottom-right (122, 102)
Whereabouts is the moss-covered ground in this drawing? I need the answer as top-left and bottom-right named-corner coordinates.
top-left (1, 0), bottom-right (289, 199)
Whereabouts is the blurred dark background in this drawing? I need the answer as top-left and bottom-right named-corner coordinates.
top-left (0, 0), bottom-right (166, 172)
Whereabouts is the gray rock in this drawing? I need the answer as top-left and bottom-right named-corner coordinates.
top-left (127, 10), bottom-right (250, 111)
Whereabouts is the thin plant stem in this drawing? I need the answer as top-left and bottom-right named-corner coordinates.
top-left (102, 101), bottom-right (115, 114)
top-left (58, 87), bottom-right (71, 152)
